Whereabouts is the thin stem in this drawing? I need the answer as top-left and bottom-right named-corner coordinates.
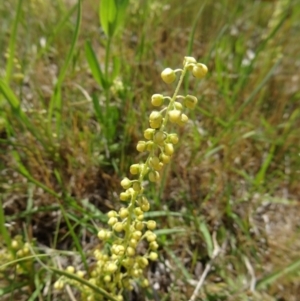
top-left (161, 66), bottom-right (188, 130)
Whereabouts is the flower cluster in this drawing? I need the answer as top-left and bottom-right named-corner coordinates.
top-left (54, 56), bottom-right (208, 301)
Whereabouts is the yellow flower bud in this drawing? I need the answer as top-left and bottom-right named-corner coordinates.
top-left (151, 94), bottom-right (164, 106)
top-left (129, 238), bottom-right (138, 247)
top-left (119, 207), bottom-right (129, 218)
top-left (160, 153), bottom-right (171, 164)
top-left (121, 177), bottom-right (132, 189)
top-left (107, 210), bottom-right (118, 218)
top-left (146, 232), bottom-right (157, 242)
top-left (113, 222), bottom-right (124, 232)
top-left (141, 278), bottom-right (149, 287)
top-left (149, 156), bottom-right (160, 169)
top-left (161, 68), bottom-right (176, 84)
top-left (168, 110), bottom-right (181, 123)
top-left (177, 113), bottom-right (189, 126)
top-left (147, 220), bottom-right (157, 230)
top-left (149, 252), bottom-right (158, 261)
top-left (184, 95), bottom-right (198, 109)
top-left (168, 133), bottom-right (179, 144)
top-left (104, 275), bottom-right (111, 283)
top-left (149, 120), bottom-right (162, 129)
top-left (54, 280), bottom-right (64, 290)
top-left (153, 130), bottom-right (165, 145)
top-left (132, 182), bottom-right (142, 192)
top-left (134, 207), bottom-right (143, 216)
top-left (148, 170), bottom-right (160, 182)
top-left (66, 266), bottom-right (75, 273)
top-left (130, 164), bottom-right (140, 175)
top-left (150, 241), bottom-right (159, 250)
top-left (149, 111), bottom-right (162, 123)
top-left (183, 56), bottom-right (197, 70)
top-left (126, 246), bottom-right (136, 256)
top-left (164, 143), bottom-right (174, 156)
top-left (76, 270), bottom-right (85, 278)
top-left (108, 217), bottom-right (118, 226)
top-left (144, 128), bottom-right (155, 140)
top-left (135, 221), bottom-right (144, 230)
top-left (192, 63), bottom-right (208, 79)
top-left (136, 141), bottom-right (146, 152)
top-left (106, 262), bottom-right (118, 273)
top-left (137, 214), bottom-right (144, 221)
top-left (120, 191), bottom-right (130, 201)
top-left (98, 229), bottom-right (108, 240)
top-left (174, 101), bottom-right (183, 110)
top-left (132, 231), bottom-right (142, 240)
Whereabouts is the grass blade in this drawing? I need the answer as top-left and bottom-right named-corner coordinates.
top-left (48, 0), bottom-right (82, 134)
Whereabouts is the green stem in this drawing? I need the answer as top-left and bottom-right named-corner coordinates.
top-left (161, 66), bottom-right (188, 130)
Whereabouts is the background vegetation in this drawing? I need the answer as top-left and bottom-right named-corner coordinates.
top-left (0, 0), bottom-right (300, 300)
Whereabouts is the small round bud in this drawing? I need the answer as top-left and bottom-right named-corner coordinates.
top-left (66, 266), bottom-right (75, 274)
top-left (135, 221), bottom-right (144, 231)
top-left (104, 275), bottom-right (111, 283)
top-left (146, 231), bottom-right (156, 242)
top-left (151, 94), bottom-right (164, 106)
top-left (148, 170), bottom-right (160, 182)
top-left (106, 262), bottom-right (117, 273)
top-left (192, 63), bottom-right (208, 79)
top-left (138, 257), bottom-right (149, 268)
top-left (98, 229), bottom-right (108, 240)
top-left (129, 238), bottom-right (138, 247)
top-left (140, 200), bottom-right (150, 212)
top-left (174, 101), bottom-right (183, 110)
top-left (119, 208), bottom-right (129, 218)
top-left (146, 141), bottom-right (154, 151)
top-left (136, 141), bottom-right (146, 152)
top-left (149, 156), bottom-right (160, 169)
top-left (160, 153), bottom-right (171, 164)
top-left (134, 207), bottom-right (143, 216)
top-left (144, 128), bottom-right (155, 140)
top-left (184, 95), bottom-right (198, 109)
top-left (107, 210), bottom-right (118, 218)
top-left (132, 182), bottom-right (142, 192)
top-left (183, 56), bottom-right (197, 64)
top-left (137, 214), bottom-right (144, 221)
top-left (153, 130), bottom-right (165, 145)
top-left (161, 68), bottom-right (176, 84)
top-left (130, 164), bottom-right (140, 175)
top-left (116, 295), bottom-right (123, 301)
top-left (149, 252), bottom-right (158, 261)
top-left (113, 222), bottom-right (124, 232)
top-left (164, 143), bottom-right (174, 156)
top-left (11, 240), bottom-right (19, 249)
top-left (132, 231), bottom-right (142, 240)
top-left (149, 111), bottom-right (163, 123)
top-left (126, 247), bottom-right (136, 256)
top-left (147, 220), bottom-right (157, 230)
top-left (168, 133), bottom-right (179, 144)
top-left (122, 258), bottom-right (134, 268)
top-left (113, 245), bottom-right (125, 255)
top-left (177, 113), bottom-right (189, 126)
top-left (141, 278), bottom-right (149, 287)
top-left (121, 177), bottom-right (132, 189)
top-left (149, 120), bottom-right (162, 129)
top-left (108, 217), bottom-right (118, 226)
top-left (54, 280), bottom-right (64, 290)
top-left (150, 241), bottom-right (159, 250)
top-left (120, 191), bottom-right (130, 201)
top-left (76, 270), bottom-right (85, 278)
top-left (168, 110), bottom-right (181, 123)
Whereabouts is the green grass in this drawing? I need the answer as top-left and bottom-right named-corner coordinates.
top-left (1, 0), bottom-right (300, 300)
